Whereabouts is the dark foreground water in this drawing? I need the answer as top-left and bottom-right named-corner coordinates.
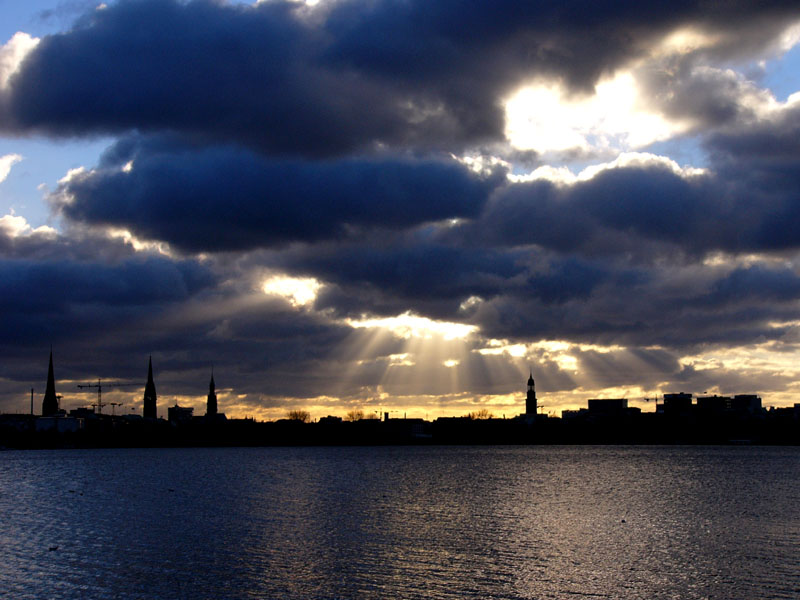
top-left (0, 446), bottom-right (798, 600)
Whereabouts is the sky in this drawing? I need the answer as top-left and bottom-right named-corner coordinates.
top-left (3, 0), bottom-right (800, 421)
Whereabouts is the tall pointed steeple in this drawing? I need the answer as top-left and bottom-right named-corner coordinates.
top-left (143, 356), bottom-right (157, 419)
top-left (41, 350), bottom-right (59, 416)
top-left (206, 368), bottom-right (217, 416)
top-left (525, 370), bottom-right (537, 416)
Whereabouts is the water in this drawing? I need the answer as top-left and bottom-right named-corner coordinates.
top-left (0, 445), bottom-right (798, 600)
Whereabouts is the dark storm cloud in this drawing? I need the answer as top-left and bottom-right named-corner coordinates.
top-left (3, 0), bottom-right (800, 155)
top-left (449, 147), bottom-right (800, 258)
top-left (640, 63), bottom-right (771, 130)
top-left (462, 279), bottom-right (799, 350)
top-left (284, 240), bottom-right (524, 305)
top-left (447, 166), bottom-right (715, 256)
top-left (703, 104), bottom-right (800, 251)
top-left (704, 265), bottom-right (800, 305)
top-left (0, 231), bottom-right (360, 404)
top-left (708, 104), bottom-right (800, 163)
top-left (0, 219), bottom-right (217, 348)
top-left (0, 256), bottom-right (212, 311)
top-left (45, 103), bottom-right (800, 359)
top-left (270, 228), bottom-right (800, 350)
top-left (0, 220), bottom-right (142, 262)
top-left (54, 139), bottom-right (500, 251)
top-left (57, 139), bottom-right (800, 261)
top-left (268, 234), bottom-right (643, 327)
top-left (0, 255), bottom-right (216, 357)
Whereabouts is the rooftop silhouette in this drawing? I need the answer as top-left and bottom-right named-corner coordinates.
top-left (1, 357), bottom-right (797, 449)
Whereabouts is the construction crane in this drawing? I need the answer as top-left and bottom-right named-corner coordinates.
top-left (108, 402), bottom-right (123, 416)
top-left (77, 379), bottom-right (139, 414)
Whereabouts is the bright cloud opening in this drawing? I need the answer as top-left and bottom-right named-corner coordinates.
top-left (655, 27), bottom-right (723, 57)
top-left (505, 71), bottom-right (687, 154)
top-left (262, 274), bottom-right (322, 307)
top-left (477, 340), bottom-right (528, 357)
top-left (347, 311), bottom-right (477, 341)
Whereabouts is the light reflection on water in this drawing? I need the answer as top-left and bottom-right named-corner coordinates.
top-left (0, 446), bottom-right (798, 599)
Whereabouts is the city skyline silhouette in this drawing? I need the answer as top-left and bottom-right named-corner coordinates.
top-left (3, 1), bottom-right (800, 424)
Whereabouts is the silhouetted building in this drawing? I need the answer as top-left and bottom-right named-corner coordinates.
top-left (526, 372), bottom-right (537, 415)
top-left (41, 350), bottom-right (59, 417)
top-left (561, 408), bottom-right (588, 421)
top-left (206, 371), bottom-right (217, 416)
top-left (143, 356), bottom-right (157, 419)
top-left (588, 398), bottom-right (628, 416)
top-left (696, 394), bottom-right (729, 414)
top-left (696, 394), bottom-right (762, 416)
top-left (662, 392), bottom-right (693, 417)
top-left (36, 417), bottom-right (82, 433)
top-left (168, 403), bottom-right (193, 425)
top-left (68, 407), bottom-right (96, 419)
top-left (319, 415), bottom-right (343, 425)
top-left (732, 394), bottom-right (761, 415)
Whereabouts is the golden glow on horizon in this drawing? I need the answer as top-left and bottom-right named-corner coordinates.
top-left (262, 274), bottom-right (321, 307)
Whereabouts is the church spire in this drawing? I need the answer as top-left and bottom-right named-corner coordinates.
top-left (143, 356), bottom-right (157, 419)
top-left (206, 368), bottom-right (218, 416)
top-left (525, 370), bottom-right (537, 416)
top-left (41, 349), bottom-right (59, 416)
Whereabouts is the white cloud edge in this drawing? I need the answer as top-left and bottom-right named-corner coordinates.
top-left (0, 212), bottom-right (56, 238)
top-left (0, 32), bottom-right (40, 90)
top-left (0, 153), bottom-right (23, 183)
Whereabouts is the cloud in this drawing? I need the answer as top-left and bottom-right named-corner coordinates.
top-left (2, 0), bottom-right (799, 156)
top-left (53, 138), bottom-right (501, 251)
top-left (505, 72), bottom-right (687, 154)
top-left (0, 153), bottom-right (22, 183)
top-left (0, 255), bottom-right (214, 315)
top-left (449, 123), bottom-right (800, 257)
top-left (265, 223), bottom-right (800, 351)
top-left (0, 32), bottom-right (39, 90)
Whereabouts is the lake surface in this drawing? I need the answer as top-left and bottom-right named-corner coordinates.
top-left (0, 445), bottom-right (798, 599)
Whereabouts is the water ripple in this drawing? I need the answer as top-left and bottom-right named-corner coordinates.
top-left (0, 446), bottom-right (797, 599)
